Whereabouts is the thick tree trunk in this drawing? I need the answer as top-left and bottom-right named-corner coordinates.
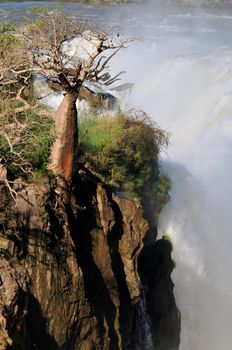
top-left (48, 92), bottom-right (78, 185)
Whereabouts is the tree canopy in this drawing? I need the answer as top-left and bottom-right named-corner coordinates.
top-left (21, 10), bottom-right (127, 94)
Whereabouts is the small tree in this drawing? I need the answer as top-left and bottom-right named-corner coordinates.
top-left (21, 11), bottom-right (127, 185)
top-left (0, 20), bottom-right (57, 182)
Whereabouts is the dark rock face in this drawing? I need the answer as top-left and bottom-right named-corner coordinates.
top-left (139, 241), bottom-right (181, 350)
top-left (0, 259), bottom-right (29, 349)
top-left (0, 169), bottom-right (180, 349)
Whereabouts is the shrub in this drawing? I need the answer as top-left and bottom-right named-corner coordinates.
top-left (0, 21), bottom-right (17, 58)
top-left (0, 110), bottom-right (54, 178)
top-left (152, 174), bottom-right (171, 212)
top-left (0, 22), bottom-right (54, 180)
top-left (162, 235), bottom-right (176, 269)
top-left (78, 109), bottom-right (169, 202)
top-left (162, 234), bottom-right (174, 251)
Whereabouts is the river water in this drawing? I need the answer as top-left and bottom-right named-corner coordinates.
top-left (1, 1), bottom-right (232, 349)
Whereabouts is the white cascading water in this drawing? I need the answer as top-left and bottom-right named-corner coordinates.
top-left (114, 5), bottom-right (232, 349)
top-left (133, 286), bottom-right (154, 350)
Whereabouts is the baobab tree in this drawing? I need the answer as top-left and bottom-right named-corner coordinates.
top-left (21, 11), bottom-right (128, 185)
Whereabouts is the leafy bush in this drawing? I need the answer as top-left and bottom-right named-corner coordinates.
top-left (152, 174), bottom-right (171, 212)
top-left (0, 21), bottom-right (54, 179)
top-left (162, 234), bottom-right (174, 252)
top-left (0, 79), bottom-right (54, 178)
top-left (0, 22), bottom-right (16, 58)
top-left (162, 235), bottom-right (176, 269)
top-left (78, 109), bottom-right (169, 202)
top-left (0, 110), bottom-right (54, 178)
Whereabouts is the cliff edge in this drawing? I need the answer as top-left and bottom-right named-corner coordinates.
top-left (0, 167), bottom-right (180, 350)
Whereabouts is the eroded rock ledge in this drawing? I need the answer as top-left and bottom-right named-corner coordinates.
top-left (0, 168), bottom-right (180, 350)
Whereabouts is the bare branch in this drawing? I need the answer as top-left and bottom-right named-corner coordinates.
top-left (104, 71), bottom-right (126, 86)
top-left (4, 179), bottom-right (18, 201)
top-left (95, 47), bottom-right (121, 75)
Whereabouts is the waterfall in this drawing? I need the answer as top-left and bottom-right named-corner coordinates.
top-left (133, 285), bottom-right (154, 350)
top-left (113, 4), bottom-right (232, 349)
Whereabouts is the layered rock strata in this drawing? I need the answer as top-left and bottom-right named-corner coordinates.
top-left (0, 168), bottom-right (180, 349)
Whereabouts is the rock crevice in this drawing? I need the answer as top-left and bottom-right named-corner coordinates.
top-left (0, 168), bottom-right (180, 349)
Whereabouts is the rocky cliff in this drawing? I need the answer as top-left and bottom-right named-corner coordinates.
top-left (0, 167), bottom-right (180, 350)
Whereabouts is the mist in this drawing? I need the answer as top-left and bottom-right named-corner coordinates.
top-left (111, 2), bottom-right (232, 349)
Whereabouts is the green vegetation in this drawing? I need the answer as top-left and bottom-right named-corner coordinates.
top-left (0, 109), bottom-right (54, 178)
top-left (153, 174), bottom-right (171, 212)
top-left (162, 234), bottom-right (174, 252)
top-left (0, 20), bottom-right (54, 179)
top-left (26, 5), bottom-right (65, 14)
top-left (162, 235), bottom-right (176, 270)
top-left (79, 109), bottom-right (169, 203)
top-left (0, 22), bottom-right (16, 52)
